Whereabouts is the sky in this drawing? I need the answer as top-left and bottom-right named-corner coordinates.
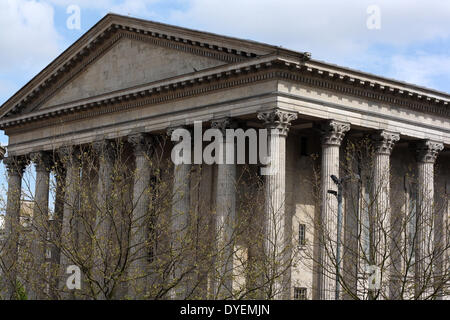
top-left (0, 0), bottom-right (449, 209)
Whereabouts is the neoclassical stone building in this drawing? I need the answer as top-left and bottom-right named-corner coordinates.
top-left (0, 14), bottom-right (448, 300)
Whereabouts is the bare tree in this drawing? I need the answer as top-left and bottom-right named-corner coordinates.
top-left (0, 136), bottom-right (297, 300)
top-left (299, 137), bottom-right (449, 300)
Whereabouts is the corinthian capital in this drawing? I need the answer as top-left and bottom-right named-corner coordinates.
top-left (211, 117), bottom-right (238, 134)
top-left (257, 109), bottom-right (298, 136)
top-left (3, 155), bottom-right (28, 175)
top-left (320, 120), bottom-right (351, 146)
top-left (167, 125), bottom-right (191, 138)
top-left (57, 146), bottom-right (80, 161)
top-left (415, 140), bottom-right (444, 163)
top-left (93, 140), bottom-right (115, 162)
top-left (372, 130), bottom-right (400, 155)
top-left (30, 151), bottom-right (53, 172)
top-left (128, 133), bottom-right (153, 156)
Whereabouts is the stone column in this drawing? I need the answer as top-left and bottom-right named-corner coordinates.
top-left (211, 118), bottom-right (237, 298)
top-left (127, 133), bottom-right (153, 298)
top-left (168, 126), bottom-right (192, 299)
top-left (30, 151), bottom-right (52, 299)
top-left (371, 130), bottom-right (400, 299)
top-left (414, 140), bottom-right (443, 299)
top-left (48, 164), bottom-right (66, 299)
top-left (92, 140), bottom-right (115, 299)
top-left (318, 120), bottom-right (350, 300)
top-left (58, 147), bottom-right (81, 299)
top-left (2, 156), bottom-right (27, 299)
top-left (257, 109), bottom-right (297, 299)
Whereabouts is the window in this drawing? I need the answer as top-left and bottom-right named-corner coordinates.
top-left (298, 224), bottom-right (306, 246)
top-left (294, 287), bottom-right (307, 300)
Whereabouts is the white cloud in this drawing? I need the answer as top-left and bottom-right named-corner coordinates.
top-left (42, 0), bottom-right (450, 61)
top-left (388, 54), bottom-right (450, 92)
top-left (109, 0), bottom-right (159, 18)
top-left (164, 0), bottom-right (450, 91)
top-left (167, 0), bottom-right (450, 60)
top-left (46, 0), bottom-right (160, 17)
top-left (0, 0), bottom-right (62, 75)
top-left (46, 0), bottom-right (115, 10)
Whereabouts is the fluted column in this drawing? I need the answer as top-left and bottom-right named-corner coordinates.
top-left (318, 120), bottom-right (350, 300)
top-left (30, 151), bottom-right (52, 299)
top-left (92, 140), bottom-right (115, 299)
top-left (48, 164), bottom-right (66, 299)
top-left (127, 133), bottom-right (153, 298)
top-left (168, 126), bottom-right (192, 299)
top-left (58, 147), bottom-right (81, 299)
top-left (371, 130), bottom-right (400, 299)
top-left (257, 109), bottom-right (297, 299)
top-left (414, 140), bottom-right (443, 299)
top-left (211, 118), bottom-right (237, 298)
top-left (1, 156), bottom-right (27, 299)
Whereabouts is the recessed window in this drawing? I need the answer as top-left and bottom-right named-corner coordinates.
top-left (294, 287), bottom-right (307, 300)
top-left (299, 224), bottom-right (306, 246)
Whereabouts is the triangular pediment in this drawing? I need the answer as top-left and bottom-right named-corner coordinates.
top-left (1, 13), bottom-right (285, 120)
top-left (39, 37), bottom-right (226, 109)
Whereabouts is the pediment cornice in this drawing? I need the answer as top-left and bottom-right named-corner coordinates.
top-left (1, 55), bottom-right (448, 132)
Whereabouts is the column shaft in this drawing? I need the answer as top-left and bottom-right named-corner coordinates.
top-left (414, 140), bottom-right (443, 299)
top-left (258, 109), bottom-right (297, 299)
top-left (93, 140), bottom-right (115, 299)
top-left (2, 156), bottom-right (27, 299)
top-left (212, 118), bottom-right (237, 298)
top-left (169, 127), bottom-right (192, 299)
top-left (30, 152), bottom-right (52, 299)
top-left (58, 147), bottom-right (81, 299)
top-left (371, 131), bottom-right (399, 299)
top-left (48, 166), bottom-right (65, 299)
top-left (319, 120), bottom-right (350, 300)
top-left (128, 133), bottom-right (153, 298)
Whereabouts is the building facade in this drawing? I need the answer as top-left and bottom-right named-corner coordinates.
top-left (0, 14), bottom-right (448, 300)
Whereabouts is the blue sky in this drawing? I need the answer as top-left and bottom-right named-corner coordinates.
top-left (0, 0), bottom-right (449, 212)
